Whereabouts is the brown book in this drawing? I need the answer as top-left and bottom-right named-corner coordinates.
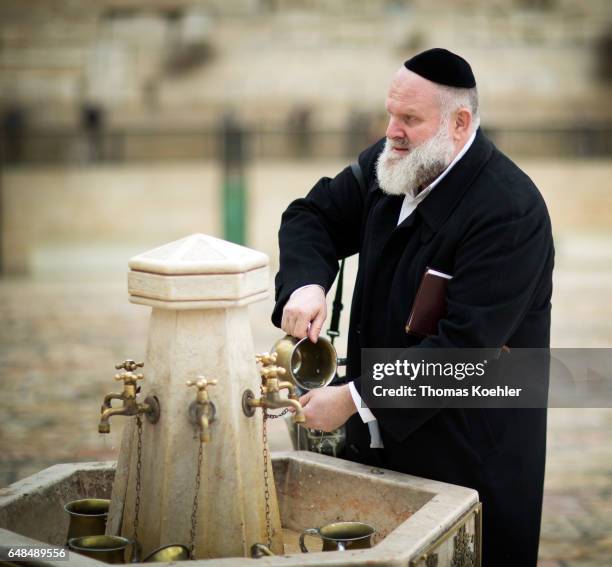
top-left (405, 268), bottom-right (452, 336)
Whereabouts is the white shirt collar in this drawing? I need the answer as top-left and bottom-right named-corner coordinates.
top-left (398, 130), bottom-right (477, 225)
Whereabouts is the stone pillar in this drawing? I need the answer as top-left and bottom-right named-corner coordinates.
top-left (107, 233), bottom-right (283, 559)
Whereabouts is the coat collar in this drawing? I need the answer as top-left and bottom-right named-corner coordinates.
top-left (414, 128), bottom-right (494, 234)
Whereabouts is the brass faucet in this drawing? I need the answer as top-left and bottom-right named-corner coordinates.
top-left (98, 360), bottom-right (160, 434)
top-left (246, 353), bottom-right (305, 423)
top-left (186, 377), bottom-right (217, 443)
top-left (100, 360), bottom-right (143, 414)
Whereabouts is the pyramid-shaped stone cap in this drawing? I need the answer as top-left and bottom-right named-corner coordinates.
top-left (129, 233), bottom-right (268, 275)
top-left (128, 234), bottom-right (269, 309)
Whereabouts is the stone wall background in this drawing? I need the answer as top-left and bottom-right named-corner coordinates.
top-left (1, 0), bottom-right (611, 129)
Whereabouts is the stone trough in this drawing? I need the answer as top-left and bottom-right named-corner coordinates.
top-left (0, 452), bottom-right (480, 566)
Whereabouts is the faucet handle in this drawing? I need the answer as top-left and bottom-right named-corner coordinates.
top-left (115, 360), bottom-right (144, 372)
top-left (260, 365), bottom-right (286, 380)
top-left (186, 377), bottom-right (218, 391)
top-left (114, 371), bottom-right (144, 384)
top-left (256, 352), bottom-right (277, 366)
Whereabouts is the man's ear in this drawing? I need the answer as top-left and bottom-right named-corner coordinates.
top-left (453, 108), bottom-right (472, 141)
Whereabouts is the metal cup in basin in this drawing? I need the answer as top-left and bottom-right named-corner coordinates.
top-left (143, 544), bottom-right (191, 562)
top-left (68, 535), bottom-right (133, 564)
top-left (64, 498), bottom-right (110, 542)
top-left (300, 521), bottom-right (375, 552)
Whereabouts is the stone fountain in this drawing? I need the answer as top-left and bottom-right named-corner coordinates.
top-left (0, 234), bottom-right (482, 566)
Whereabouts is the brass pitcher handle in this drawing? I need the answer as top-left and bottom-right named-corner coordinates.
top-left (299, 528), bottom-right (319, 553)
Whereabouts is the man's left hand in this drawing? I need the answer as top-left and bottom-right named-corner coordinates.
top-left (298, 384), bottom-right (357, 432)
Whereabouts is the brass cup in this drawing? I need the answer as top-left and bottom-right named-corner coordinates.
top-left (68, 535), bottom-right (133, 564)
top-left (299, 521), bottom-right (375, 552)
top-left (251, 543), bottom-right (275, 557)
top-left (64, 498), bottom-right (110, 542)
top-left (272, 335), bottom-right (338, 390)
top-left (143, 544), bottom-right (191, 562)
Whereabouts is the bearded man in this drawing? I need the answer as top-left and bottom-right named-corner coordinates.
top-left (272, 48), bottom-right (554, 567)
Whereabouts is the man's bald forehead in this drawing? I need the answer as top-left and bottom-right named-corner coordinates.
top-left (389, 67), bottom-right (439, 98)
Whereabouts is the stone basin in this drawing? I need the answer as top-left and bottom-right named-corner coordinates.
top-left (0, 452), bottom-right (480, 566)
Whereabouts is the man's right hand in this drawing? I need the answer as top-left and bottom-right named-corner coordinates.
top-left (281, 285), bottom-right (327, 343)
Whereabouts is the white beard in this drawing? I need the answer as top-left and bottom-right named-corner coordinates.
top-left (375, 120), bottom-right (456, 197)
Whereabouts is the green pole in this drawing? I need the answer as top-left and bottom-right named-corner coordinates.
top-left (223, 172), bottom-right (246, 245)
top-left (220, 113), bottom-right (247, 245)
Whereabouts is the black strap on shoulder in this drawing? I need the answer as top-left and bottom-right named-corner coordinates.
top-left (326, 162), bottom-right (366, 346)
top-left (350, 161), bottom-right (367, 193)
top-left (327, 258), bottom-right (345, 345)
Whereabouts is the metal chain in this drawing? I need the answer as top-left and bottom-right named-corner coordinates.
top-left (189, 441), bottom-right (204, 559)
top-left (262, 406), bottom-right (273, 549)
top-left (265, 407), bottom-right (290, 420)
top-left (133, 415), bottom-right (143, 546)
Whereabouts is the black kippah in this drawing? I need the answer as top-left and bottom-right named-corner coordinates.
top-left (404, 48), bottom-right (476, 88)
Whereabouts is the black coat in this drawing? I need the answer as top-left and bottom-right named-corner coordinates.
top-left (272, 129), bottom-right (554, 566)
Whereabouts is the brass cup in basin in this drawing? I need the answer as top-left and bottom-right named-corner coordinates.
top-left (272, 335), bottom-right (337, 390)
top-left (251, 542), bottom-right (275, 557)
top-left (63, 498), bottom-right (110, 542)
top-left (300, 521), bottom-right (376, 552)
top-left (143, 544), bottom-right (191, 562)
top-left (68, 535), bottom-right (133, 564)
